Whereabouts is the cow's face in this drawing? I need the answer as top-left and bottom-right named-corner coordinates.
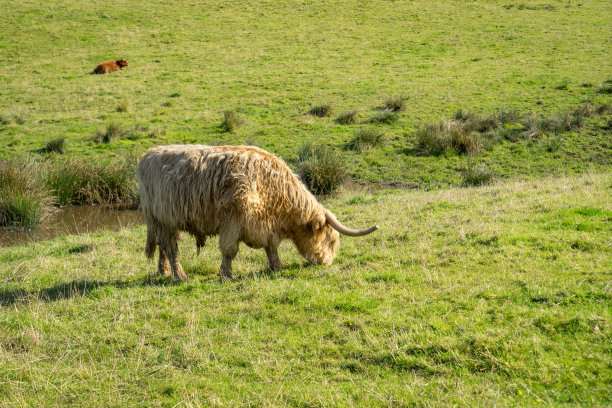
top-left (116, 59), bottom-right (128, 67)
top-left (295, 218), bottom-right (339, 265)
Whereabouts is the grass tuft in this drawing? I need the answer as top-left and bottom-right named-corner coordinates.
top-left (367, 109), bottom-right (399, 124)
top-left (47, 155), bottom-right (139, 206)
top-left (308, 104), bottom-right (333, 117)
top-left (221, 110), bottom-right (245, 132)
top-left (0, 112), bottom-right (25, 125)
top-left (93, 123), bottom-right (129, 144)
top-left (415, 120), bottom-right (480, 155)
top-left (554, 80), bottom-right (570, 90)
top-left (116, 101), bottom-right (130, 113)
top-left (543, 112), bottom-right (584, 134)
top-left (43, 137), bottom-right (65, 154)
top-left (347, 127), bottom-right (385, 151)
top-left (383, 94), bottom-right (408, 112)
top-left (335, 110), bottom-right (359, 125)
top-left (597, 79), bottom-right (612, 94)
top-left (296, 143), bottom-right (346, 195)
top-left (573, 101), bottom-right (594, 118)
top-left (462, 161), bottom-right (494, 186)
top-left (0, 158), bottom-right (53, 228)
top-left (521, 114), bottom-right (545, 139)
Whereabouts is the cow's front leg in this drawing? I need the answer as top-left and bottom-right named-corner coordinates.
top-left (265, 246), bottom-right (282, 271)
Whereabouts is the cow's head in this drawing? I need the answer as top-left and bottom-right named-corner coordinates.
top-left (116, 59), bottom-right (128, 68)
top-left (294, 210), bottom-right (378, 265)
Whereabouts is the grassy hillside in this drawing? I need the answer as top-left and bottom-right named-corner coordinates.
top-left (1, 174), bottom-right (610, 407)
top-left (1, 0), bottom-right (611, 185)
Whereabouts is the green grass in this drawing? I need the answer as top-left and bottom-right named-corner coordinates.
top-left (0, 173), bottom-right (610, 406)
top-left (0, 0), bottom-right (609, 187)
top-left (0, 1), bottom-right (611, 404)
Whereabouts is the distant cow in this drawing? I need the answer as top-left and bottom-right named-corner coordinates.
top-left (91, 59), bottom-right (128, 74)
top-left (137, 145), bottom-right (379, 281)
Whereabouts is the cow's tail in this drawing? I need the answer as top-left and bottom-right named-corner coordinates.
top-left (145, 225), bottom-right (157, 259)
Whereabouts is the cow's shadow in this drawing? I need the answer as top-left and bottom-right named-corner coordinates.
top-left (0, 274), bottom-right (181, 306)
top-left (0, 262), bottom-right (312, 306)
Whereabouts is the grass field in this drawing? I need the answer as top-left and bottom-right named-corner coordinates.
top-left (1, 0), bottom-right (611, 406)
top-left (1, 0), bottom-right (611, 186)
top-left (1, 174), bottom-right (610, 407)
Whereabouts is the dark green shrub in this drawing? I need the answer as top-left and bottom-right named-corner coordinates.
top-left (308, 104), bottom-right (333, 118)
top-left (368, 109), bottom-right (399, 124)
top-left (221, 110), bottom-right (244, 132)
top-left (0, 158), bottom-right (53, 228)
top-left (296, 143), bottom-right (346, 195)
top-left (383, 94), bottom-right (408, 112)
top-left (43, 137), bottom-right (65, 154)
top-left (336, 110), bottom-right (359, 125)
top-left (348, 128), bottom-right (384, 151)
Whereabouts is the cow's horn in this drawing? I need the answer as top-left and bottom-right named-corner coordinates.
top-left (325, 210), bottom-right (379, 236)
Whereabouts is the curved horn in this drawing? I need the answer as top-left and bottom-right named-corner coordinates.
top-left (325, 210), bottom-right (379, 237)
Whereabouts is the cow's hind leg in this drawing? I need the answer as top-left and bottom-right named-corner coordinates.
top-left (266, 246), bottom-right (282, 271)
top-left (218, 226), bottom-right (240, 282)
top-left (157, 247), bottom-right (172, 277)
top-left (159, 228), bottom-right (188, 281)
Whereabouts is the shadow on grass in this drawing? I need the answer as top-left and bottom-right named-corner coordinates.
top-left (0, 262), bottom-right (315, 305)
top-left (0, 275), bottom-right (182, 306)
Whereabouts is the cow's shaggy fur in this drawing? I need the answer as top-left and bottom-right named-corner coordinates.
top-left (92, 59), bottom-right (128, 74)
top-left (137, 145), bottom-right (340, 281)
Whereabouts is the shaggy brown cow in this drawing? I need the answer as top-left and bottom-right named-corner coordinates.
top-left (91, 59), bottom-right (128, 74)
top-left (137, 145), bottom-right (378, 281)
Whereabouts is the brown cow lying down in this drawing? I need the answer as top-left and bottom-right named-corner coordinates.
top-left (137, 145), bottom-right (379, 282)
top-left (91, 59), bottom-right (128, 74)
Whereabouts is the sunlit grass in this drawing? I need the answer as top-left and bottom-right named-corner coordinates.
top-left (0, 174), bottom-right (610, 406)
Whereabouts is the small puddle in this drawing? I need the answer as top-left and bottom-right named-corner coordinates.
top-left (0, 206), bottom-right (143, 247)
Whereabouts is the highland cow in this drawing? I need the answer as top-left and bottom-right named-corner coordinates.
top-left (92, 59), bottom-right (128, 74)
top-left (137, 145), bottom-right (378, 281)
